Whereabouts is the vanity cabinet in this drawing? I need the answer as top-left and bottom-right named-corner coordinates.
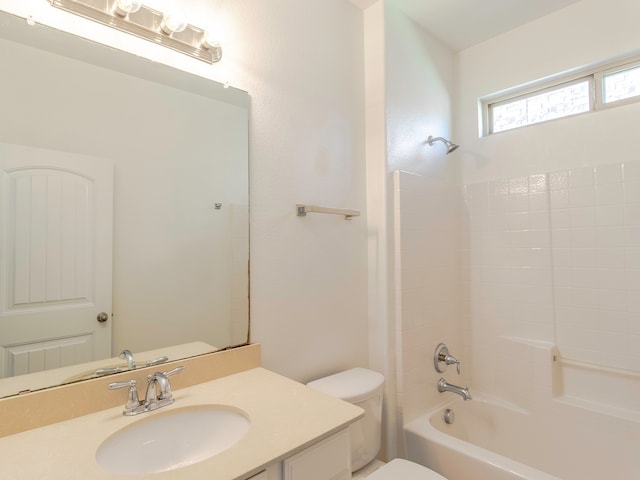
top-left (0, 368), bottom-right (362, 480)
top-left (244, 464), bottom-right (281, 480)
top-left (283, 429), bottom-right (351, 480)
top-left (245, 471), bottom-right (267, 480)
top-left (242, 429), bottom-right (351, 480)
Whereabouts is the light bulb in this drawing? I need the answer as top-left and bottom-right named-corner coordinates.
top-left (200, 31), bottom-right (222, 62)
top-left (160, 9), bottom-right (188, 34)
top-left (200, 31), bottom-right (218, 49)
top-left (114, 0), bottom-right (142, 16)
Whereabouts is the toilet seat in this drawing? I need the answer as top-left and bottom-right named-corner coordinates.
top-left (365, 459), bottom-right (447, 480)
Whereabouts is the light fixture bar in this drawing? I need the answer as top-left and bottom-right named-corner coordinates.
top-left (50, 0), bottom-right (222, 64)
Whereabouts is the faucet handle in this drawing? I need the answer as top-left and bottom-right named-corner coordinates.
top-left (145, 356), bottom-right (169, 367)
top-left (94, 366), bottom-right (126, 377)
top-left (445, 355), bottom-right (461, 375)
top-left (108, 379), bottom-right (141, 414)
top-left (147, 366), bottom-right (184, 402)
top-left (159, 366), bottom-right (184, 399)
top-left (434, 343), bottom-right (462, 374)
top-left (163, 365), bottom-right (185, 377)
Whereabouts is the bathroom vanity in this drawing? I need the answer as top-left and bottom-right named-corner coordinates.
top-left (0, 362), bottom-right (361, 479)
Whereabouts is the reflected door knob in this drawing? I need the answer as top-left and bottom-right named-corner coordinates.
top-left (97, 312), bottom-right (109, 323)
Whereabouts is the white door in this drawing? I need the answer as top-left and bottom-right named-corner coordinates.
top-left (0, 142), bottom-right (113, 378)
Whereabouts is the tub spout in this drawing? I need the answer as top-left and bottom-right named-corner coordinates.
top-left (438, 378), bottom-right (472, 401)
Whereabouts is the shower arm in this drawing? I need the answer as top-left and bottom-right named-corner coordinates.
top-left (427, 135), bottom-right (459, 154)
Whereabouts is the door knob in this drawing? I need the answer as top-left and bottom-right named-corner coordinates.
top-left (97, 312), bottom-right (109, 323)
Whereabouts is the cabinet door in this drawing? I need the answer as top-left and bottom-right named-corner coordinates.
top-left (244, 462), bottom-right (282, 480)
top-left (283, 429), bottom-right (351, 480)
top-left (246, 471), bottom-right (267, 480)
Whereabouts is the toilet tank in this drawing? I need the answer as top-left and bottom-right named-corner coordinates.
top-left (307, 368), bottom-right (384, 471)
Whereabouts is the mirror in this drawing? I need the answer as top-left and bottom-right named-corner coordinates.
top-left (0, 11), bottom-right (249, 398)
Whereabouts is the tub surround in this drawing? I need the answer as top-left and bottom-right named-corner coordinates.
top-left (404, 336), bottom-right (640, 479)
top-left (0, 366), bottom-right (363, 479)
top-left (462, 161), bottom-right (640, 413)
top-left (490, 335), bottom-right (640, 422)
top-left (557, 358), bottom-right (640, 420)
top-left (405, 397), bottom-right (562, 480)
top-left (406, 391), bottom-right (640, 480)
top-left (0, 343), bottom-right (261, 437)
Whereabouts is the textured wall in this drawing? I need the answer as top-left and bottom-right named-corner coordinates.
top-left (1, 0), bottom-right (369, 382)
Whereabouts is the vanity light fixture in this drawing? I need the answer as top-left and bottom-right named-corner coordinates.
top-left (49, 0), bottom-right (222, 64)
top-left (200, 32), bottom-right (222, 63)
top-left (113, 0), bottom-right (142, 16)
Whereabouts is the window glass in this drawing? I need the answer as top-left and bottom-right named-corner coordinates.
top-left (491, 80), bottom-right (591, 133)
top-left (484, 56), bottom-right (640, 136)
top-left (603, 65), bottom-right (640, 103)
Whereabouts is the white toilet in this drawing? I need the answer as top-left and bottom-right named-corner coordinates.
top-left (307, 368), bottom-right (447, 480)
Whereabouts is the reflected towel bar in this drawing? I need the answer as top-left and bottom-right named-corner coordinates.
top-left (296, 204), bottom-right (360, 220)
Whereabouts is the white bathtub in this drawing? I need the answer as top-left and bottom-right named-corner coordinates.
top-left (404, 395), bottom-right (640, 480)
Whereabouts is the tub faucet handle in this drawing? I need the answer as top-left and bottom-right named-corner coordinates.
top-left (434, 343), bottom-right (461, 374)
top-left (446, 355), bottom-right (461, 374)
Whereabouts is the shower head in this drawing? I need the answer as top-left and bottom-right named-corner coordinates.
top-left (427, 135), bottom-right (459, 154)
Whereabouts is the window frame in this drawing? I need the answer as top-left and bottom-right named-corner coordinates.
top-left (482, 55), bottom-right (640, 137)
top-left (596, 57), bottom-right (640, 110)
top-left (487, 76), bottom-right (594, 135)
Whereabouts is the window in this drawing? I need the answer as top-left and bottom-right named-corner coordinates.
top-left (602, 65), bottom-right (640, 103)
top-left (484, 57), bottom-right (640, 135)
top-left (490, 79), bottom-right (592, 133)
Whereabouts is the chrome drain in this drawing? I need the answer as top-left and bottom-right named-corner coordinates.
top-left (443, 408), bottom-right (455, 424)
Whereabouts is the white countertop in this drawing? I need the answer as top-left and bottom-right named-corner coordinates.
top-left (0, 367), bottom-right (363, 479)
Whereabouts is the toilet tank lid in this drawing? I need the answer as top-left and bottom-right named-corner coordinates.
top-left (306, 367), bottom-right (384, 403)
top-left (366, 459), bottom-right (448, 480)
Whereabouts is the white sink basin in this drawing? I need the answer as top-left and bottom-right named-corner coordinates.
top-left (95, 404), bottom-right (251, 475)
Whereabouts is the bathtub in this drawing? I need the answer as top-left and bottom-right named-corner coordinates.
top-left (404, 394), bottom-right (640, 480)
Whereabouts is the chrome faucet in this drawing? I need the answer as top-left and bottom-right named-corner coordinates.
top-left (120, 349), bottom-right (136, 369)
top-left (94, 352), bottom-right (169, 378)
top-left (145, 367), bottom-right (182, 410)
top-left (120, 349), bottom-right (169, 369)
top-left (438, 378), bottom-right (472, 401)
top-left (109, 366), bottom-right (185, 415)
top-left (93, 349), bottom-right (136, 377)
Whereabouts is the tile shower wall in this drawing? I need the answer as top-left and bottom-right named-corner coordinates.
top-left (463, 172), bottom-right (554, 394)
top-left (464, 161), bottom-right (640, 391)
top-left (550, 162), bottom-right (640, 371)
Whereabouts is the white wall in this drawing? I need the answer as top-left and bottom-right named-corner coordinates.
top-left (385, 5), bottom-right (455, 177)
top-left (383, 1), bottom-right (462, 433)
top-left (237, 1), bottom-right (369, 383)
top-left (457, 0), bottom-right (640, 183)
top-left (1, 0), bottom-right (370, 382)
top-left (456, 0), bottom-right (640, 404)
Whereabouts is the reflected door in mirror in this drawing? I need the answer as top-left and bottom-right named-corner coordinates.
top-left (0, 143), bottom-right (113, 378)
